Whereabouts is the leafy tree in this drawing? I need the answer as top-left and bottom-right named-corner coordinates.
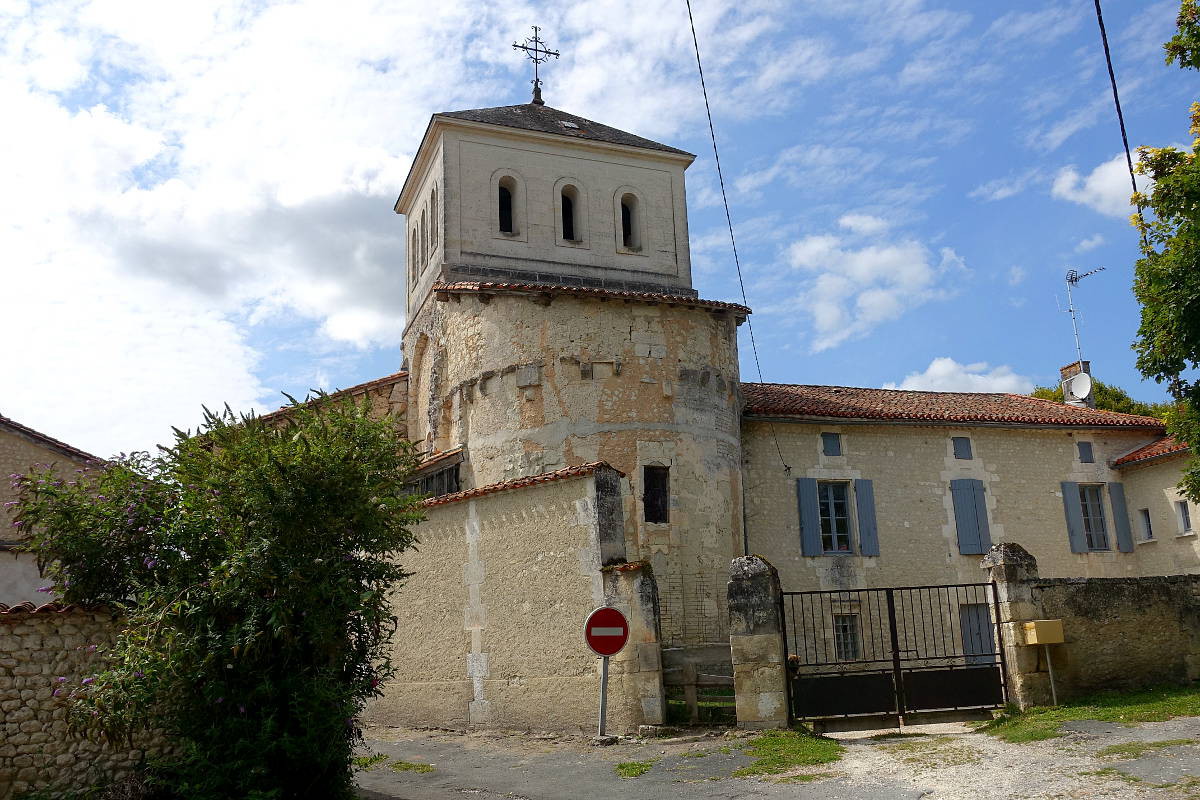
top-left (1130, 0), bottom-right (1200, 500)
top-left (1030, 380), bottom-right (1174, 419)
top-left (13, 398), bottom-right (422, 799)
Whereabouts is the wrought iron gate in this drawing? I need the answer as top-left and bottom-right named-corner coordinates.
top-left (782, 582), bottom-right (1007, 721)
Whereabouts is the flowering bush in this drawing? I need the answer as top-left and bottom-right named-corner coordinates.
top-left (14, 398), bottom-right (422, 799)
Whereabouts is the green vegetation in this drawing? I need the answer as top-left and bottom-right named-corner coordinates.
top-left (13, 397), bottom-right (423, 799)
top-left (1030, 381), bottom-right (1173, 419)
top-left (1130, 0), bottom-right (1200, 501)
top-left (352, 753), bottom-right (390, 771)
top-left (1096, 738), bottom-right (1198, 759)
top-left (615, 759), bottom-right (658, 778)
top-left (980, 684), bottom-right (1200, 743)
top-left (388, 761), bottom-right (435, 774)
top-left (730, 729), bottom-right (844, 778)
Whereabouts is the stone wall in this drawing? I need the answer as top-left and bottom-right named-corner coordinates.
top-left (0, 607), bottom-right (163, 800)
top-left (1119, 456), bottom-right (1200, 575)
top-left (742, 419), bottom-right (1167, 592)
top-left (365, 465), bottom-right (666, 734)
top-left (983, 543), bottom-right (1200, 708)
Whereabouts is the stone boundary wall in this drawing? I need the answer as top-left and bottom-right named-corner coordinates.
top-left (0, 607), bottom-right (165, 800)
top-left (983, 543), bottom-right (1200, 708)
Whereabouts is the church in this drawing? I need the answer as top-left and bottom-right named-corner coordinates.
top-left (323, 84), bottom-right (1200, 734)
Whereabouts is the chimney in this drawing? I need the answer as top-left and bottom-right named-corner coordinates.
top-left (1059, 361), bottom-right (1094, 408)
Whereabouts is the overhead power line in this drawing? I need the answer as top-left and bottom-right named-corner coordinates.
top-left (684, 0), bottom-right (791, 474)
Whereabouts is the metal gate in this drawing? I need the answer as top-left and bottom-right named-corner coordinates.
top-left (781, 582), bottom-right (1007, 721)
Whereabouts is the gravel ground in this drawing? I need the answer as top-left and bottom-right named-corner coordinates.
top-left (356, 717), bottom-right (1200, 800)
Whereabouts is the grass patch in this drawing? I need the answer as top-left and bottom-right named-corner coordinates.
top-left (352, 753), bottom-right (390, 771)
top-left (388, 760), bottom-right (435, 774)
top-left (679, 750), bottom-right (708, 758)
top-left (1096, 738), bottom-right (1197, 760)
top-left (730, 728), bottom-right (844, 778)
top-left (772, 772), bottom-right (837, 784)
top-left (877, 735), bottom-right (980, 768)
top-left (615, 759), bottom-right (658, 778)
top-left (979, 684), bottom-right (1200, 743)
top-left (1082, 767), bottom-right (1145, 785)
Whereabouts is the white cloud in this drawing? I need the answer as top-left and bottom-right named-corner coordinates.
top-left (1008, 266), bottom-right (1027, 286)
top-left (1076, 233), bottom-right (1106, 252)
top-left (838, 213), bottom-right (891, 236)
top-left (986, 6), bottom-right (1081, 46)
top-left (770, 234), bottom-right (966, 352)
top-left (969, 169), bottom-right (1040, 202)
top-left (1051, 153), bottom-right (1137, 217)
top-left (884, 357), bottom-right (1035, 393)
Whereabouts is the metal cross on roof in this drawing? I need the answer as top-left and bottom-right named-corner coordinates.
top-left (512, 26), bottom-right (560, 106)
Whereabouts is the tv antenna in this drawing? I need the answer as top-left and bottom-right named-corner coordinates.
top-left (1064, 267), bottom-right (1105, 366)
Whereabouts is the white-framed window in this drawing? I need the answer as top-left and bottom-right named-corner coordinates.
top-left (615, 189), bottom-right (643, 252)
top-left (493, 171), bottom-right (526, 239)
top-left (561, 184), bottom-right (580, 241)
top-left (1139, 508), bottom-right (1154, 540)
top-left (818, 481), bottom-right (853, 553)
top-left (833, 613), bottom-right (860, 661)
top-left (1178, 500), bottom-right (1193, 534)
top-left (1079, 484), bottom-right (1109, 550)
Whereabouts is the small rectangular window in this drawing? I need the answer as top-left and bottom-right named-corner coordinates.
top-left (821, 432), bottom-right (842, 457)
top-left (415, 464), bottom-right (460, 498)
top-left (833, 614), bottom-right (860, 661)
top-left (1178, 500), bottom-right (1193, 533)
top-left (1139, 508), bottom-right (1154, 540)
top-left (1079, 485), bottom-right (1109, 550)
top-left (1077, 441), bottom-right (1095, 463)
top-left (644, 466), bottom-right (670, 524)
top-left (817, 481), bottom-right (852, 553)
top-left (952, 436), bottom-right (973, 460)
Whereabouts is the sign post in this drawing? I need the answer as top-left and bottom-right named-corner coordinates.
top-left (584, 606), bottom-right (630, 737)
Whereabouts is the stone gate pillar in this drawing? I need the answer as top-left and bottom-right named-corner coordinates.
top-left (980, 542), bottom-right (1051, 708)
top-left (727, 555), bottom-right (788, 729)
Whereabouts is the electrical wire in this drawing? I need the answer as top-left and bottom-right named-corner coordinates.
top-left (684, 0), bottom-right (791, 474)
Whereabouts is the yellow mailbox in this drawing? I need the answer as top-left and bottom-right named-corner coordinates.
top-left (1023, 619), bottom-right (1064, 645)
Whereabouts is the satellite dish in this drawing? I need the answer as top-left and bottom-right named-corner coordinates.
top-left (1067, 373), bottom-right (1093, 400)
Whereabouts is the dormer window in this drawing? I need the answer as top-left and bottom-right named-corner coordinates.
top-left (498, 179), bottom-right (515, 234)
top-left (561, 185), bottom-right (579, 241)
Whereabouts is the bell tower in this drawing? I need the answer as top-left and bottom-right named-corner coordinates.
top-left (396, 85), bottom-right (747, 647)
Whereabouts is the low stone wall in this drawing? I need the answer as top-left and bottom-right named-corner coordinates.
top-left (0, 606), bottom-right (165, 799)
top-left (984, 544), bottom-right (1200, 708)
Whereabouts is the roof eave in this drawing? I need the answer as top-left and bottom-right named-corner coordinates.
top-left (741, 413), bottom-right (1168, 431)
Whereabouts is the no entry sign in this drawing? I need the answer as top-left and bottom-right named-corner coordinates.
top-left (584, 606), bottom-right (629, 657)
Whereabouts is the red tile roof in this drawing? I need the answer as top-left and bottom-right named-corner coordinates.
top-left (421, 462), bottom-right (620, 508)
top-left (1113, 435), bottom-right (1190, 467)
top-left (259, 371), bottom-right (407, 422)
top-left (741, 383), bottom-right (1167, 429)
top-left (433, 281), bottom-right (751, 316)
top-left (0, 415), bottom-right (98, 463)
top-left (0, 601), bottom-right (100, 616)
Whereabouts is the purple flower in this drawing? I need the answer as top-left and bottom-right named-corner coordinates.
top-left (52, 688), bottom-right (63, 697)
top-left (144, 558), bottom-right (157, 569)
top-left (238, 705), bottom-right (246, 714)
top-left (81, 678), bottom-right (94, 686)
top-left (134, 671), bottom-right (144, 678)
top-left (55, 677), bottom-right (67, 683)
top-left (86, 645), bottom-right (97, 653)
top-left (215, 697), bottom-right (224, 704)
top-left (36, 586), bottom-right (53, 593)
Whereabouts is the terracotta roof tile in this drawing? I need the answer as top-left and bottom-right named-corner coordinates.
top-left (0, 415), bottom-right (99, 463)
top-left (741, 383), bottom-right (1167, 429)
top-left (434, 281), bottom-right (750, 315)
top-left (0, 601), bottom-right (99, 616)
top-left (259, 371), bottom-right (407, 422)
top-left (1113, 435), bottom-right (1190, 467)
top-left (437, 104), bottom-right (693, 157)
top-left (421, 462), bottom-right (620, 508)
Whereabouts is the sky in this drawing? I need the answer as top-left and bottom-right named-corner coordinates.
top-left (0, 0), bottom-right (1194, 458)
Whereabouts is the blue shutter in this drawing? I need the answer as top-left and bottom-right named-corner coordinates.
top-left (1061, 481), bottom-right (1087, 553)
top-left (951, 478), bottom-right (990, 554)
top-left (1077, 441), bottom-right (1095, 463)
top-left (821, 432), bottom-right (842, 456)
top-left (1108, 482), bottom-right (1134, 553)
top-left (952, 437), bottom-right (973, 460)
top-left (854, 479), bottom-right (879, 556)
top-left (797, 478), bottom-right (822, 556)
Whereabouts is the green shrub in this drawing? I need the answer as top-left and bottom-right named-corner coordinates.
top-left (13, 397), bottom-right (423, 799)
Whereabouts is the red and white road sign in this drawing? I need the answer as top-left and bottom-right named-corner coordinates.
top-left (584, 606), bottom-right (629, 657)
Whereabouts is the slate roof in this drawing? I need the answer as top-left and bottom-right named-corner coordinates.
top-left (437, 104), bottom-right (693, 157)
top-left (0, 414), bottom-right (98, 463)
top-left (741, 383), bottom-right (1168, 428)
top-left (1113, 435), bottom-right (1190, 467)
top-left (421, 462), bottom-right (620, 508)
top-left (434, 281), bottom-right (750, 315)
